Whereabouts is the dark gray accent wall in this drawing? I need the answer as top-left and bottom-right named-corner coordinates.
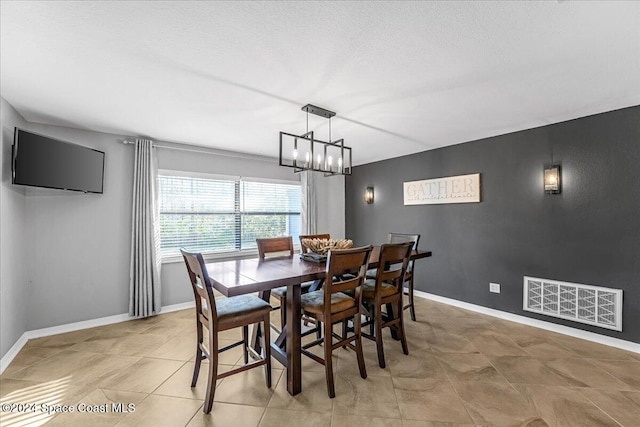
top-left (346, 106), bottom-right (640, 344)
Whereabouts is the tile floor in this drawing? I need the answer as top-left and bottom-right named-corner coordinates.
top-left (1, 297), bottom-right (639, 426)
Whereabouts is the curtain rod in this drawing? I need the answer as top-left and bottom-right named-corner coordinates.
top-left (122, 139), bottom-right (277, 163)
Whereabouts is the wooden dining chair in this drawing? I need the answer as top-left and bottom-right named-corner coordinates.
top-left (299, 233), bottom-right (331, 253)
top-left (299, 245), bottom-right (372, 398)
top-left (361, 242), bottom-right (413, 368)
top-left (388, 233), bottom-right (421, 321)
top-left (256, 236), bottom-right (312, 329)
top-left (257, 236), bottom-right (295, 259)
top-left (181, 249), bottom-right (272, 414)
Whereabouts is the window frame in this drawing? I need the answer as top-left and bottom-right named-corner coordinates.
top-left (157, 169), bottom-right (302, 264)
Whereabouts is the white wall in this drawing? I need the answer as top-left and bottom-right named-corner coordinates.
top-left (22, 123), bottom-right (132, 330)
top-left (1, 106), bottom-right (346, 353)
top-left (0, 98), bottom-right (28, 358)
top-left (315, 173), bottom-right (346, 239)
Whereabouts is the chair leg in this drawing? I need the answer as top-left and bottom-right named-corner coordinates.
top-left (353, 313), bottom-right (367, 379)
top-left (192, 323), bottom-right (204, 387)
top-left (408, 277), bottom-right (416, 321)
top-left (398, 300), bottom-right (409, 355)
top-left (369, 310), bottom-right (375, 336)
top-left (263, 315), bottom-right (272, 388)
top-left (323, 320), bottom-right (336, 398)
top-left (385, 303), bottom-right (395, 338)
top-left (374, 305), bottom-right (386, 368)
top-left (342, 319), bottom-right (348, 349)
top-left (191, 344), bottom-right (202, 387)
top-left (203, 332), bottom-right (218, 414)
top-left (242, 325), bottom-right (249, 364)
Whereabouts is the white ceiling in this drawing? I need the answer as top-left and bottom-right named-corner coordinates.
top-left (1, 1), bottom-right (639, 165)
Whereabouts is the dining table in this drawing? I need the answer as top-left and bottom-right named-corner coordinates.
top-left (204, 246), bottom-right (432, 396)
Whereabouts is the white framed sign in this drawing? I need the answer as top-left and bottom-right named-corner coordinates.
top-left (403, 173), bottom-right (481, 205)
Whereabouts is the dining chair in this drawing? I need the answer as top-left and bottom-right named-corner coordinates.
top-left (257, 236), bottom-right (295, 259)
top-left (388, 233), bottom-right (421, 321)
top-left (256, 236), bottom-right (312, 329)
top-left (299, 233), bottom-right (331, 253)
top-left (361, 242), bottom-right (413, 368)
top-left (181, 249), bottom-right (272, 414)
top-left (299, 245), bottom-right (372, 398)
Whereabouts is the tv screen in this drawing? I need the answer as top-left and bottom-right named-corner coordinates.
top-left (12, 128), bottom-right (105, 194)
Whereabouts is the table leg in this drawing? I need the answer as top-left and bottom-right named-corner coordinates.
top-left (286, 283), bottom-right (302, 395)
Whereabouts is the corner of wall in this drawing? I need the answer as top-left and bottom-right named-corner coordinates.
top-left (0, 97), bottom-right (28, 359)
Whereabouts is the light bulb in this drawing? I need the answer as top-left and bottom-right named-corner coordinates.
top-left (292, 149), bottom-right (298, 159)
top-left (328, 156), bottom-right (333, 166)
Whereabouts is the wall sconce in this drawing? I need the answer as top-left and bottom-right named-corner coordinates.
top-left (365, 187), bottom-right (374, 204)
top-left (544, 164), bottom-right (561, 194)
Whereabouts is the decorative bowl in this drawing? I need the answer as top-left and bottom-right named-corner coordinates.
top-left (301, 238), bottom-right (353, 255)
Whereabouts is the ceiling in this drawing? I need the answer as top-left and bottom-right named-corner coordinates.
top-left (1, 1), bottom-right (639, 166)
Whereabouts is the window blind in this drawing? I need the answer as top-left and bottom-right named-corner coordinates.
top-left (158, 174), bottom-right (301, 257)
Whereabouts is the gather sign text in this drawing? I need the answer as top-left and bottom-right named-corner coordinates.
top-left (403, 173), bottom-right (481, 205)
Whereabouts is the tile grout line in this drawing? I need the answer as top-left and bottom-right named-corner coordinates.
top-left (454, 328), bottom-right (546, 422)
top-left (573, 388), bottom-right (625, 427)
top-left (388, 352), bottom-right (404, 424)
top-left (582, 357), bottom-right (639, 391)
top-left (466, 343), bottom-right (551, 424)
top-left (147, 359), bottom-right (190, 398)
top-left (430, 345), bottom-right (479, 426)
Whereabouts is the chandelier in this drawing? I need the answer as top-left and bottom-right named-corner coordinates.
top-left (279, 104), bottom-right (352, 176)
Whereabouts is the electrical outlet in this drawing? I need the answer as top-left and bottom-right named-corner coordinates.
top-left (490, 282), bottom-right (501, 293)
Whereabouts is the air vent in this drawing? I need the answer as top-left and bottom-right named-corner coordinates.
top-left (523, 276), bottom-right (622, 331)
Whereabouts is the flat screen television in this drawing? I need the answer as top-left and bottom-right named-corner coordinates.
top-left (12, 128), bottom-right (105, 194)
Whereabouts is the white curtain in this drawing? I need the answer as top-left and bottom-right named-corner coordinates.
top-left (301, 170), bottom-right (317, 234)
top-left (129, 138), bottom-right (161, 317)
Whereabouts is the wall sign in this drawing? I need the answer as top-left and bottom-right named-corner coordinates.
top-left (403, 173), bottom-right (481, 205)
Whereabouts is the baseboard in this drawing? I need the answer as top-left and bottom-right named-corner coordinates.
top-left (0, 301), bottom-right (195, 374)
top-left (0, 334), bottom-right (29, 374)
top-left (26, 312), bottom-right (133, 340)
top-left (414, 290), bottom-right (640, 354)
top-left (159, 301), bottom-right (195, 314)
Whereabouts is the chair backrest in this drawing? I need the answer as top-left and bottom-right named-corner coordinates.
top-left (299, 233), bottom-right (331, 254)
top-left (256, 236), bottom-right (294, 259)
top-left (323, 246), bottom-right (372, 311)
top-left (181, 248), bottom-right (217, 327)
top-left (388, 233), bottom-right (420, 250)
top-left (372, 243), bottom-right (413, 296)
top-left (388, 233), bottom-right (420, 271)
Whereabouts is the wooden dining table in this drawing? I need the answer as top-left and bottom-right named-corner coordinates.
top-left (205, 246), bottom-right (432, 396)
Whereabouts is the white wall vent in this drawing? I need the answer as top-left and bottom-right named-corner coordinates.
top-left (523, 276), bottom-right (623, 331)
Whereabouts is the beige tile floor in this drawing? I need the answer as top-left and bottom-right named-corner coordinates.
top-left (1, 297), bottom-right (639, 426)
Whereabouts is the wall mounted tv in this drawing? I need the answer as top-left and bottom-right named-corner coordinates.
top-left (12, 128), bottom-right (105, 194)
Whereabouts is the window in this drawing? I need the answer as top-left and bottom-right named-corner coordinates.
top-left (158, 172), bottom-right (301, 257)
